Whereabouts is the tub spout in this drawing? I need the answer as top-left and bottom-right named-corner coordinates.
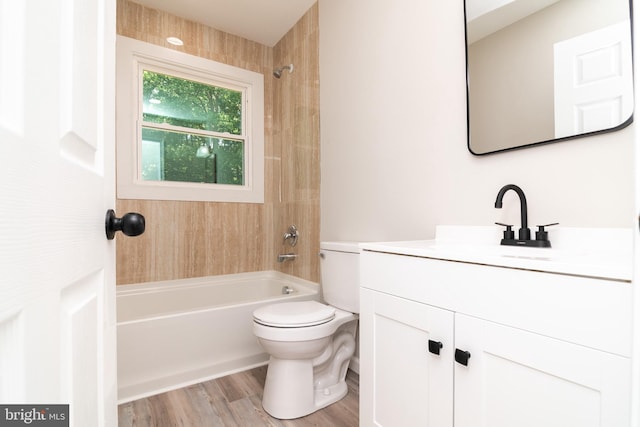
top-left (281, 285), bottom-right (294, 295)
top-left (277, 253), bottom-right (297, 262)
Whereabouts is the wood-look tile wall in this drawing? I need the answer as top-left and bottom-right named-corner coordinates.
top-left (115, 0), bottom-right (320, 285)
top-left (271, 5), bottom-right (321, 283)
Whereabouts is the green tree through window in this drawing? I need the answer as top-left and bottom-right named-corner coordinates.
top-left (141, 70), bottom-right (244, 185)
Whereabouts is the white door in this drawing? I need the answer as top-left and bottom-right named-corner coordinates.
top-left (634, 139), bottom-right (640, 424)
top-left (0, 0), bottom-right (117, 426)
top-left (360, 288), bottom-right (454, 427)
top-left (455, 314), bottom-right (631, 427)
top-left (554, 20), bottom-right (634, 138)
top-left (633, 2), bottom-right (640, 422)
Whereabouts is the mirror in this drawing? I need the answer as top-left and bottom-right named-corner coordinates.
top-left (465, 0), bottom-right (634, 155)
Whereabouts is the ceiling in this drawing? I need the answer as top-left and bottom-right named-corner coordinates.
top-left (131, 0), bottom-right (317, 47)
top-left (466, 0), bottom-right (560, 43)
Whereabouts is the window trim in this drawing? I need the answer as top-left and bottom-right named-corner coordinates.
top-left (116, 36), bottom-right (264, 203)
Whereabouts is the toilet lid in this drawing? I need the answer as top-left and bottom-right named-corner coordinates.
top-left (253, 301), bottom-right (336, 327)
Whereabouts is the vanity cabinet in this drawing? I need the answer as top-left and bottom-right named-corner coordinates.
top-left (454, 313), bottom-right (629, 427)
top-left (360, 288), bottom-right (454, 426)
top-left (359, 249), bottom-right (632, 427)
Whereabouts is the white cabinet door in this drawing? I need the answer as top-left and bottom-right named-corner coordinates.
top-left (360, 288), bottom-right (454, 427)
top-left (455, 314), bottom-right (631, 427)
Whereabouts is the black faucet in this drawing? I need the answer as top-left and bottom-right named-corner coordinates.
top-left (494, 184), bottom-right (554, 247)
top-left (495, 184), bottom-right (530, 240)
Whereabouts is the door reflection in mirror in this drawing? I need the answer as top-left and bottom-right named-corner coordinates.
top-left (465, 0), bottom-right (633, 155)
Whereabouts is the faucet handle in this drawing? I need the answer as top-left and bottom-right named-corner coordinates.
top-left (495, 222), bottom-right (515, 240)
top-left (283, 225), bottom-right (298, 247)
top-left (535, 223), bottom-right (559, 242)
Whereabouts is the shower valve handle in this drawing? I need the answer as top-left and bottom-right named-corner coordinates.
top-left (105, 209), bottom-right (145, 240)
top-left (283, 225), bottom-right (298, 247)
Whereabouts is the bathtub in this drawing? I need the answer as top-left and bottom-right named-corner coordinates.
top-left (116, 271), bottom-right (320, 403)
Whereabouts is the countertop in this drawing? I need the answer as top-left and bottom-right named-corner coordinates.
top-left (360, 226), bottom-right (634, 281)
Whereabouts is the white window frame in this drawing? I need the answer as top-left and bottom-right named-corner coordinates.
top-left (116, 36), bottom-right (264, 203)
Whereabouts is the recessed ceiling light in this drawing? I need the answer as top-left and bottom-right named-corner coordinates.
top-left (166, 37), bottom-right (184, 46)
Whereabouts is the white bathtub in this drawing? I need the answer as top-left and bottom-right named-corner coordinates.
top-left (116, 271), bottom-right (320, 403)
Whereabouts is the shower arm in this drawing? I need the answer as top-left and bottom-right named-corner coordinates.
top-left (273, 64), bottom-right (294, 78)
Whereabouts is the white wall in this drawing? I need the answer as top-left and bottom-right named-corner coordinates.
top-left (319, 0), bottom-right (635, 243)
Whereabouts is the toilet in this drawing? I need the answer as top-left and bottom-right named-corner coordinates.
top-left (252, 241), bottom-right (360, 419)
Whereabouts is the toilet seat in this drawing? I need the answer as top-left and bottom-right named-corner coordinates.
top-left (253, 301), bottom-right (336, 327)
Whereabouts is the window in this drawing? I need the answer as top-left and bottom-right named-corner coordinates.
top-left (141, 70), bottom-right (244, 185)
top-left (116, 36), bottom-right (264, 203)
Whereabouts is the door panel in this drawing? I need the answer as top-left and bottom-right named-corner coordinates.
top-left (0, 311), bottom-right (24, 401)
top-left (554, 20), bottom-right (633, 137)
top-left (455, 314), bottom-right (631, 427)
top-left (360, 288), bottom-right (454, 427)
top-left (0, 0), bottom-right (116, 425)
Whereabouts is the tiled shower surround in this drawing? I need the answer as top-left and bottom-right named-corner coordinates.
top-left (116, 0), bottom-right (320, 285)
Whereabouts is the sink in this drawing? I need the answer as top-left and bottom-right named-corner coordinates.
top-left (367, 240), bottom-right (587, 263)
top-left (360, 226), bottom-right (633, 281)
top-left (432, 243), bottom-right (588, 260)
top-left (439, 243), bottom-right (555, 258)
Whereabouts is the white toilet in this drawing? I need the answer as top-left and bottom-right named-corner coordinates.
top-left (252, 241), bottom-right (360, 419)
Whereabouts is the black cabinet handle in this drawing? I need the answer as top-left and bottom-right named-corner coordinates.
top-left (455, 349), bottom-right (471, 366)
top-left (428, 340), bottom-right (443, 355)
top-left (105, 209), bottom-right (145, 240)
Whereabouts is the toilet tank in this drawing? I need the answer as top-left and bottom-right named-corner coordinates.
top-left (319, 241), bottom-right (361, 313)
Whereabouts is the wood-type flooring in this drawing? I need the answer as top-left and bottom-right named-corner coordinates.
top-left (118, 366), bottom-right (359, 427)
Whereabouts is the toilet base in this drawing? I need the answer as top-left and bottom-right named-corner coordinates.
top-left (313, 379), bottom-right (349, 411)
top-left (262, 358), bottom-right (314, 419)
top-left (261, 357), bottom-right (352, 420)
top-left (260, 321), bottom-right (357, 420)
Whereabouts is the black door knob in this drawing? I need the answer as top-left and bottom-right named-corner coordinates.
top-left (105, 209), bottom-right (145, 240)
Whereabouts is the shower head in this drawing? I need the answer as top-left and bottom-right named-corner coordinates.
top-left (273, 64), bottom-right (294, 79)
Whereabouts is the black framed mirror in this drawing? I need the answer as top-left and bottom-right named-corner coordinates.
top-left (465, 0), bottom-right (634, 155)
